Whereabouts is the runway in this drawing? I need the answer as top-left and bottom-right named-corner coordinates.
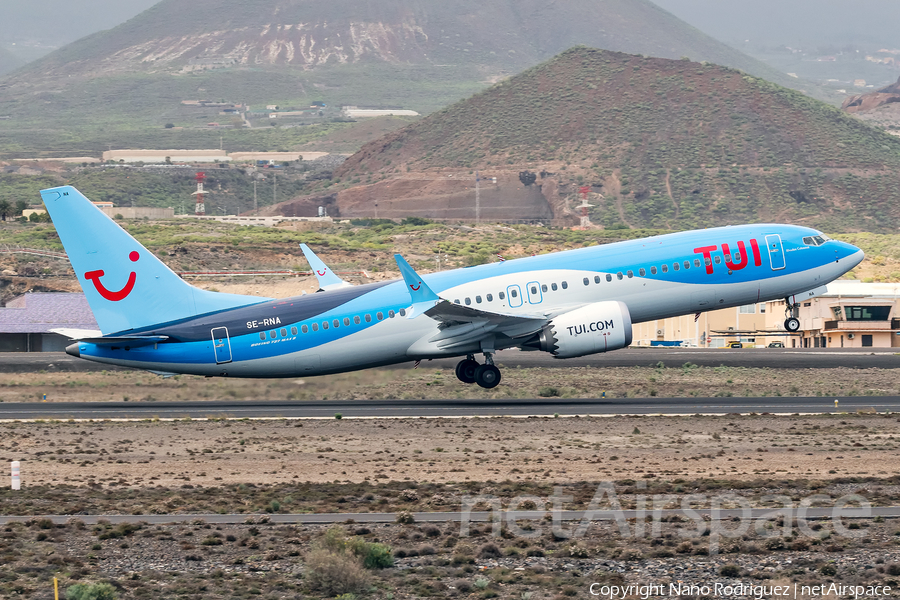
top-left (0, 347), bottom-right (898, 373)
top-left (0, 395), bottom-right (895, 420)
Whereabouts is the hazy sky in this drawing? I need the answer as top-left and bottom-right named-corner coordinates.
top-left (653, 0), bottom-right (900, 48)
top-left (1, 0), bottom-right (159, 46)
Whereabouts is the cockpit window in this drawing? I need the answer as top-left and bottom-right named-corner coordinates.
top-left (803, 235), bottom-right (828, 247)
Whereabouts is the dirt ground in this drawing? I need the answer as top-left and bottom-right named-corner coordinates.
top-left (2, 410), bottom-right (898, 490)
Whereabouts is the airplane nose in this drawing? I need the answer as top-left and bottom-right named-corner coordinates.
top-left (65, 343), bottom-right (80, 358)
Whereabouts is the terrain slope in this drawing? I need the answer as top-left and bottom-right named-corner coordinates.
top-left (0, 0), bottom-right (818, 155)
top-left (310, 48), bottom-right (900, 231)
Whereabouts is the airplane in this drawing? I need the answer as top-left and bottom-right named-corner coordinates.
top-left (41, 185), bottom-right (864, 389)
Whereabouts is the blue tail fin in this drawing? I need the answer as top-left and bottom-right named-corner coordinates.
top-left (40, 186), bottom-right (271, 335)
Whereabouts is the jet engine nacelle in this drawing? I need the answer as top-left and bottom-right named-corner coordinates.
top-left (533, 301), bottom-right (633, 358)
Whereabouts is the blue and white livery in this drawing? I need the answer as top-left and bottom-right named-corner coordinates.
top-left (41, 186), bottom-right (864, 388)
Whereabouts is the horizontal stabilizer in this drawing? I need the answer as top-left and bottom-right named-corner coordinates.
top-left (77, 336), bottom-right (169, 347)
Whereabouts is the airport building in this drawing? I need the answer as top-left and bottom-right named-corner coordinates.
top-left (0, 293), bottom-right (98, 352)
top-left (633, 280), bottom-right (900, 348)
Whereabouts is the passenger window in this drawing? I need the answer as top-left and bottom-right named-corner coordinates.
top-left (269, 330), bottom-right (276, 339)
top-left (626, 271), bottom-right (633, 278)
top-left (683, 261), bottom-right (690, 269)
top-left (650, 266), bottom-right (657, 275)
top-left (476, 296), bottom-right (482, 303)
top-left (291, 327), bottom-right (298, 335)
top-left (639, 268), bottom-right (646, 276)
top-left (302, 325), bottom-right (309, 333)
top-left (673, 263), bottom-right (679, 271)
top-left (345, 317), bottom-right (351, 325)
top-left (280, 328), bottom-right (287, 337)
top-left (705, 256), bottom-right (712, 266)
top-left (511, 289), bottom-right (518, 298)
top-left (353, 316), bottom-right (360, 324)
top-left (365, 314), bottom-right (371, 322)
top-left (399, 309), bottom-right (406, 316)
top-left (499, 292), bottom-right (506, 300)
top-left (388, 311), bottom-right (394, 318)
top-left (333, 319), bottom-right (339, 328)
top-left (259, 332), bottom-right (265, 341)
top-left (714, 256), bottom-right (722, 264)
top-left (616, 272), bottom-right (623, 280)
top-left (606, 274), bottom-right (612, 282)
top-left (531, 286), bottom-right (538, 294)
top-left (323, 321), bottom-right (329, 330)
top-left (377, 312), bottom-right (384, 320)
top-left (454, 299), bottom-right (460, 304)
top-left (661, 264), bottom-right (668, 273)
top-left (583, 277), bottom-right (589, 286)
top-left (465, 297), bottom-right (471, 305)
top-left (594, 275), bottom-right (601, 284)
top-left (312, 323), bottom-right (318, 332)
top-left (551, 283), bottom-right (558, 291)
top-left (486, 294), bottom-right (493, 302)
top-left (561, 281), bottom-right (568, 289)
top-left (694, 259), bottom-right (701, 268)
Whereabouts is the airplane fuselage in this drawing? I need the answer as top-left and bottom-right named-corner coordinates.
top-left (68, 224), bottom-right (863, 377)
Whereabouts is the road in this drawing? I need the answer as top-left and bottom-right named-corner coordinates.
top-left (0, 395), bottom-right (894, 420)
top-left (0, 506), bottom-right (884, 526)
top-left (0, 347), bottom-right (898, 373)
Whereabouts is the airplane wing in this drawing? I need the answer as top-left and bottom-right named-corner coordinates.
top-left (394, 254), bottom-right (548, 352)
top-left (300, 244), bottom-right (352, 291)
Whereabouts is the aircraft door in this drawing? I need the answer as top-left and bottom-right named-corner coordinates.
top-left (765, 235), bottom-right (786, 270)
top-left (526, 281), bottom-right (543, 304)
top-left (211, 327), bottom-right (232, 364)
top-left (507, 284), bottom-right (523, 308)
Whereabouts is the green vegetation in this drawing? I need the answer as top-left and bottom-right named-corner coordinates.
top-left (65, 582), bottom-right (117, 600)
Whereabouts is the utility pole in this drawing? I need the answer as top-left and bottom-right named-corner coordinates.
top-left (475, 171), bottom-right (480, 225)
top-left (273, 171), bottom-right (277, 205)
top-left (253, 180), bottom-right (258, 214)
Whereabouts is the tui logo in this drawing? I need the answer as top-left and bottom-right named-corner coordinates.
top-left (84, 251), bottom-right (139, 301)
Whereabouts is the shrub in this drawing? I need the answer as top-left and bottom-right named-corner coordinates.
top-left (479, 543), bottom-right (502, 558)
top-left (764, 537), bottom-right (786, 551)
top-left (396, 511), bottom-right (415, 524)
top-left (886, 564), bottom-right (900, 576)
top-left (719, 564), bottom-right (740, 577)
top-left (304, 549), bottom-right (370, 596)
top-left (354, 541), bottom-right (394, 569)
top-left (66, 582), bottom-right (117, 600)
top-left (820, 563), bottom-right (838, 576)
top-left (538, 387), bottom-right (560, 397)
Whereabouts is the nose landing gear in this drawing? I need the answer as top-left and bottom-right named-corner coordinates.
top-left (784, 297), bottom-right (800, 332)
top-left (455, 353), bottom-right (502, 389)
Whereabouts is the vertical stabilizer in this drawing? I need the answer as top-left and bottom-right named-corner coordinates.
top-left (40, 186), bottom-right (272, 334)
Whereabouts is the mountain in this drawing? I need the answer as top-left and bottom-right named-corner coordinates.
top-left (0, 0), bottom-right (821, 156)
top-left (843, 76), bottom-right (900, 113)
top-left (308, 48), bottom-right (900, 231)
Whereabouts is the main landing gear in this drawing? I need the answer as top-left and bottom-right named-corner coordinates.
top-left (784, 297), bottom-right (800, 332)
top-left (455, 353), bottom-right (502, 389)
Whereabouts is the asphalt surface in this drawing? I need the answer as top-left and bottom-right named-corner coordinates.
top-left (0, 396), bottom-right (895, 420)
top-left (0, 506), bottom-right (882, 526)
top-left (0, 347), bottom-right (898, 373)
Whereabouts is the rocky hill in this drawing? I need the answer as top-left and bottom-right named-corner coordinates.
top-left (0, 0), bottom-right (820, 156)
top-left (293, 48), bottom-right (900, 232)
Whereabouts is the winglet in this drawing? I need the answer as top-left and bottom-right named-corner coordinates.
top-left (394, 254), bottom-right (439, 318)
top-left (300, 244), bottom-right (352, 291)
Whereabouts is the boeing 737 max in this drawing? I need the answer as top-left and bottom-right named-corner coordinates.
top-left (41, 186), bottom-right (864, 388)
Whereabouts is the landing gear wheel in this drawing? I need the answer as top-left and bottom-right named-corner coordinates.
top-left (784, 318), bottom-right (800, 332)
top-left (474, 364), bottom-right (501, 389)
top-left (455, 359), bottom-right (479, 384)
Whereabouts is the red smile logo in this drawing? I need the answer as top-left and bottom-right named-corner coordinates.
top-left (84, 251), bottom-right (139, 301)
top-left (317, 269), bottom-right (327, 276)
top-left (410, 283), bottom-right (421, 291)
